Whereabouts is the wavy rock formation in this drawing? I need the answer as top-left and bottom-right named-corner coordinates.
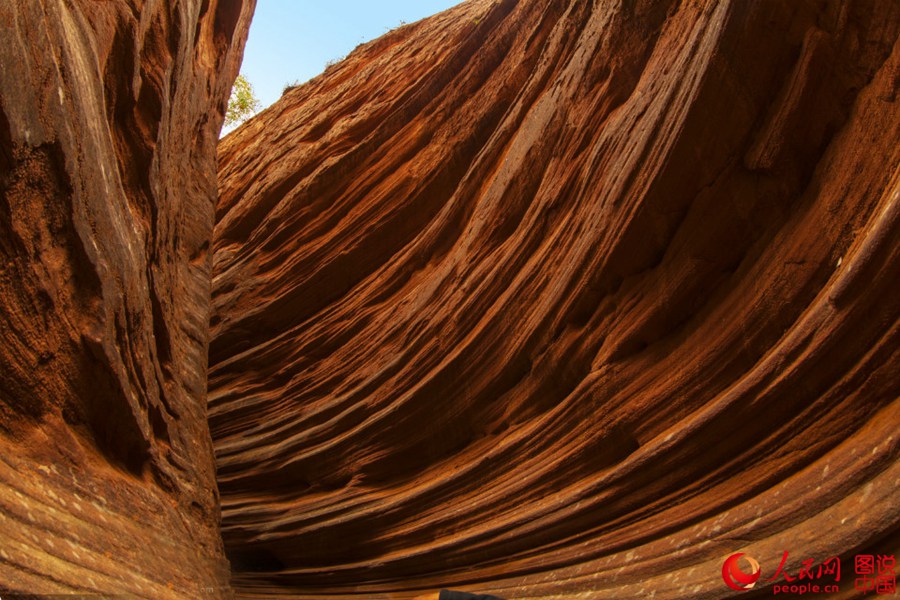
top-left (213, 0), bottom-right (900, 597)
top-left (0, 0), bottom-right (253, 596)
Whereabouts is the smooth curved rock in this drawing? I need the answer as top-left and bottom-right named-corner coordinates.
top-left (213, 0), bottom-right (900, 598)
top-left (0, 0), bottom-right (253, 596)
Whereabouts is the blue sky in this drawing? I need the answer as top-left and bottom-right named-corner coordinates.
top-left (239, 1), bottom-right (464, 110)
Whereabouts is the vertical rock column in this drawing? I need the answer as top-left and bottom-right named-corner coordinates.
top-left (0, 0), bottom-right (253, 596)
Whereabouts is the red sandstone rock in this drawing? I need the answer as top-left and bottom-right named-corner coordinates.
top-left (0, 0), bottom-right (253, 596)
top-left (213, 0), bottom-right (900, 598)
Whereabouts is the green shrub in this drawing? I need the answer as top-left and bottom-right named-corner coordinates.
top-left (225, 74), bottom-right (261, 127)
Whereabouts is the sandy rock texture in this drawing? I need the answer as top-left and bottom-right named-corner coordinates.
top-left (0, 0), bottom-right (253, 596)
top-left (213, 0), bottom-right (900, 597)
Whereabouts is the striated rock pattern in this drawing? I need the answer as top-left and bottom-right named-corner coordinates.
top-left (0, 0), bottom-right (253, 596)
top-left (213, 0), bottom-right (900, 597)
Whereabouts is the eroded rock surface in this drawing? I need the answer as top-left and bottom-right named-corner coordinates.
top-left (0, 0), bottom-right (253, 596)
top-left (213, 0), bottom-right (900, 597)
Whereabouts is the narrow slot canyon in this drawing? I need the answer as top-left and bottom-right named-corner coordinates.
top-left (1, 1), bottom-right (898, 598)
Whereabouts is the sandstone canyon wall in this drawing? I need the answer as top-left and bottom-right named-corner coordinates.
top-left (213, 0), bottom-right (899, 598)
top-left (0, 0), bottom-right (253, 596)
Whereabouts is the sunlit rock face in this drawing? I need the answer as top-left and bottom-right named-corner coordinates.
top-left (213, 0), bottom-right (899, 597)
top-left (0, 0), bottom-right (253, 596)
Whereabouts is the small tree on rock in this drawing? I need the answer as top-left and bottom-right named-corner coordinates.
top-left (225, 74), bottom-right (261, 127)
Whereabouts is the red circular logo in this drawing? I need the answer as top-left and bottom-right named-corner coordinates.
top-left (722, 553), bottom-right (762, 591)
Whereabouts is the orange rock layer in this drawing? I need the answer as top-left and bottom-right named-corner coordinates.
top-left (0, 0), bottom-right (253, 596)
top-left (213, 0), bottom-right (900, 598)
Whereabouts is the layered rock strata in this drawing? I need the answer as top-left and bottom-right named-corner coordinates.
top-left (213, 0), bottom-right (900, 597)
top-left (0, 0), bottom-right (253, 596)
